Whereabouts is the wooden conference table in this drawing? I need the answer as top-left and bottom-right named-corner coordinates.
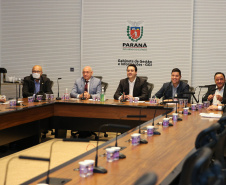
top-left (0, 99), bottom-right (220, 184)
top-left (0, 99), bottom-right (168, 146)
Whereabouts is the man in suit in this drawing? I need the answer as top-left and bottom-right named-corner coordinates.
top-left (114, 64), bottom-right (148, 101)
top-left (70, 66), bottom-right (101, 99)
top-left (22, 65), bottom-right (53, 99)
top-left (202, 72), bottom-right (226, 105)
top-left (153, 68), bottom-right (190, 101)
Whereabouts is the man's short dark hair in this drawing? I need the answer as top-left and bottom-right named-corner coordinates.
top-left (127, 64), bottom-right (137, 72)
top-left (214, 72), bottom-right (225, 79)
top-left (171, 68), bottom-right (181, 76)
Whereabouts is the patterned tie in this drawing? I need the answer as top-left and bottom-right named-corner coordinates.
top-left (84, 80), bottom-right (88, 92)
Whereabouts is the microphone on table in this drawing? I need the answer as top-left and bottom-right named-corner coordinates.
top-left (198, 85), bottom-right (212, 88)
top-left (106, 124), bottom-right (131, 159)
top-left (81, 92), bottom-right (86, 100)
top-left (152, 109), bottom-right (161, 135)
top-left (45, 138), bottom-right (89, 184)
top-left (197, 85), bottom-right (215, 103)
top-left (94, 123), bottom-right (130, 173)
top-left (143, 108), bottom-right (161, 134)
top-left (56, 78), bottom-right (62, 100)
top-left (94, 124), bottom-right (109, 173)
top-left (179, 91), bottom-right (198, 104)
top-left (120, 92), bottom-right (126, 102)
top-left (127, 114), bottom-right (148, 144)
top-left (4, 156), bottom-right (50, 185)
top-left (15, 83), bottom-right (20, 106)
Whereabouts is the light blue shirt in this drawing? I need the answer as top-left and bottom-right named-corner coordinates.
top-left (172, 84), bottom-right (179, 98)
top-left (34, 80), bottom-right (40, 94)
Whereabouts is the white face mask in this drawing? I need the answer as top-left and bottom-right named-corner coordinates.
top-left (32, 73), bottom-right (40, 79)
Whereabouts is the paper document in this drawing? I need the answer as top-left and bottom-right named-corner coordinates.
top-left (199, 113), bottom-right (222, 118)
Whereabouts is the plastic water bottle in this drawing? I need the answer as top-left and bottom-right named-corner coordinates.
top-left (64, 88), bottom-right (69, 100)
top-left (100, 87), bottom-right (105, 102)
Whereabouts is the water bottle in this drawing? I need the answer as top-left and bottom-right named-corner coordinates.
top-left (64, 88), bottom-right (69, 100)
top-left (100, 87), bottom-right (105, 102)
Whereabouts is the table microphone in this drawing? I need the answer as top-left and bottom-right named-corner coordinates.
top-left (15, 83), bottom-right (20, 106)
top-left (93, 124), bottom-right (109, 173)
top-left (46, 138), bottom-right (89, 184)
top-left (127, 115), bottom-right (148, 144)
top-left (107, 124), bottom-right (130, 159)
top-left (120, 92), bottom-right (126, 102)
top-left (81, 92), bottom-right (86, 100)
top-left (94, 123), bottom-right (131, 173)
top-left (56, 78), bottom-right (62, 100)
top-left (4, 156), bottom-right (50, 185)
top-left (198, 85), bottom-right (212, 88)
top-left (152, 109), bottom-right (161, 135)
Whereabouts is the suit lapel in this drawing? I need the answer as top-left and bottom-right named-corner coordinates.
top-left (40, 78), bottom-right (44, 92)
top-left (133, 77), bottom-right (140, 96)
top-left (124, 79), bottom-right (129, 94)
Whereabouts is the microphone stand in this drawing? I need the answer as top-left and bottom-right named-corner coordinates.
top-left (120, 92), bottom-right (126, 102)
top-left (152, 109), bottom-right (161, 135)
top-left (45, 138), bottom-right (89, 184)
top-left (127, 113), bottom-right (148, 144)
top-left (4, 156), bottom-right (50, 185)
top-left (107, 124), bottom-right (130, 159)
top-left (56, 78), bottom-right (62, 100)
top-left (15, 83), bottom-right (20, 106)
top-left (94, 124), bottom-right (108, 173)
top-left (81, 92), bottom-right (86, 100)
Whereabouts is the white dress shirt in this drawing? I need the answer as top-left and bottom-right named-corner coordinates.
top-left (213, 85), bottom-right (224, 105)
top-left (128, 77), bottom-right (136, 96)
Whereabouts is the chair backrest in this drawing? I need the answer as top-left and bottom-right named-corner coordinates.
top-left (179, 147), bottom-right (212, 185)
top-left (134, 172), bottom-right (157, 185)
top-left (189, 86), bottom-right (195, 92)
top-left (147, 82), bottom-right (154, 99)
top-left (101, 81), bottom-right (108, 93)
top-left (195, 123), bottom-right (220, 150)
top-left (181, 79), bottom-right (188, 84)
top-left (214, 116), bottom-right (226, 168)
top-left (192, 150), bottom-right (224, 185)
top-left (139, 76), bottom-right (148, 81)
top-left (50, 80), bottom-right (54, 88)
top-left (94, 76), bottom-right (103, 81)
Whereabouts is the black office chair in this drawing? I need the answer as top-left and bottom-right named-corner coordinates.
top-left (139, 76), bottom-right (148, 81)
top-left (147, 82), bottom-right (154, 99)
top-left (134, 172), bottom-right (157, 185)
top-left (181, 79), bottom-right (188, 84)
top-left (93, 76), bottom-right (103, 81)
top-left (191, 149), bottom-right (225, 185)
top-left (195, 123), bottom-right (220, 150)
top-left (215, 116), bottom-right (226, 169)
top-left (101, 81), bottom-right (108, 93)
top-left (178, 147), bottom-right (212, 185)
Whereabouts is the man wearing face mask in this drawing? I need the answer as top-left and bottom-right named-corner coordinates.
top-left (22, 65), bottom-right (53, 99)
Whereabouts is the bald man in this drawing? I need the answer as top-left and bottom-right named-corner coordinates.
top-left (70, 66), bottom-right (101, 99)
top-left (22, 65), bottom-right (53, 99)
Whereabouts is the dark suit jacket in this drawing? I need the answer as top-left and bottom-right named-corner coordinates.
top-left (114, 76), bottom-right (148, 101)
top-left (22, 75), bottom-right (53, 98)
top-left (202, 84), bottom-right (226, 104)
top-left (153, 81), bottom-right (190, 101)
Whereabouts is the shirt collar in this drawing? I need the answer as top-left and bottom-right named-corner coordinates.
top-left (171, 83), bottom-right (179, 89)
top-left (128, 77), bottom-right (136, 83)
top-left (216, 85), bottom-right (225, 91)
